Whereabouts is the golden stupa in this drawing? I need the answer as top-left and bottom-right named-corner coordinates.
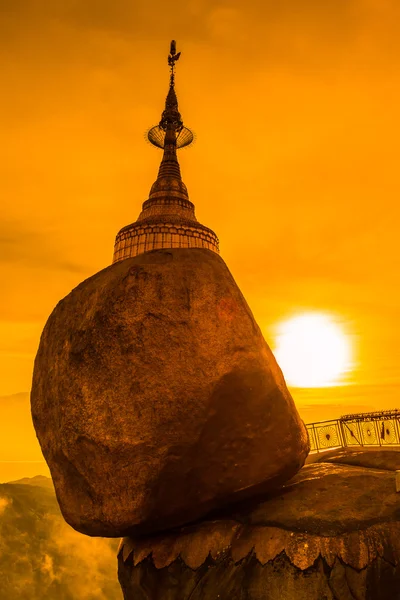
top-left (113, 41), bottom-right (219, 263)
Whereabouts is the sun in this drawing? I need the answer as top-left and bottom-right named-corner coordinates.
top-left (273, 313), bottom-right (352, 388)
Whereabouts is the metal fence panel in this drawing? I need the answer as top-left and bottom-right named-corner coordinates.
top-left (306, 410), bottom-right (400, 453)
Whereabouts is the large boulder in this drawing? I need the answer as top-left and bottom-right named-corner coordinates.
top-left (31, 248), bottom-right (309, 537)
top-left (118, 453), bottom-right (400, 600)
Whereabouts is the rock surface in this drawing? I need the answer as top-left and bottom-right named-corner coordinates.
top-left (316, 448), bottom-right (400, 471)
top-left (118, 452), bottom-right (400, 600)
top-left (31, 248), bottom-right (309, 537)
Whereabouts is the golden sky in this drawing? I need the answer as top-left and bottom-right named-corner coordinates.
top-left (1, 0), bottom-right (400, 473)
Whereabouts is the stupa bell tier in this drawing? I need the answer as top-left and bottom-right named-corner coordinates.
top-left (113, 43), bottom-right (219, 264)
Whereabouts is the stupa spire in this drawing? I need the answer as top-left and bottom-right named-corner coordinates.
top-left (156, 46), bottom-right (183, 182)
top-left (112, 41), bottom-right (219, 263)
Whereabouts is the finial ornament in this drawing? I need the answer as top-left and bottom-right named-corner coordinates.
top-left (168, 40), bottom-right (181, 87)
top-left (147, 40), bottom-right (194, 149)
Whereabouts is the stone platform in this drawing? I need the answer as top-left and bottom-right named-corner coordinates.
top-left (118, 449), bottom-right (400, 600)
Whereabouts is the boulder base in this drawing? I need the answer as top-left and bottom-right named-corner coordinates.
top-left (31, 248), bottom-right (309, 537)
top-left (118, 451), bottom-right (400, 600)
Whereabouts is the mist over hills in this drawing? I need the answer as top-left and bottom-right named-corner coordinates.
top-left (0, 477), bottom-right (121, 599)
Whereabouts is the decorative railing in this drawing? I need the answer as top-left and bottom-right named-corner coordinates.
top-left (306, 409), bottom-right (400, 453)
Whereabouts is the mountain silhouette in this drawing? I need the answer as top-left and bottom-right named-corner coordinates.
top-left (8, 475), bottom-right (54, 489)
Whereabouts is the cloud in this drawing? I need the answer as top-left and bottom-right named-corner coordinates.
top-left (0, 0), bottom-right (397, 68)
top-left (0, 496), bottom-right (12, 515)
top-left (0, 220), bottom-right (89, 273)
top-left (46, 517), bottom-right (120, 600)
top-left (40, 554), bottom-right (56, 585)
top-left (0, 481), bottom-right (121, 599)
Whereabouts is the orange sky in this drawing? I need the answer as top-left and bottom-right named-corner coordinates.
top-left (1, 0), bottom-right (400, 475)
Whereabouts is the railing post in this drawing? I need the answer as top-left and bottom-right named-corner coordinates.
top-left (313, 424), bottom-right (319, 453)
top-left (339, 420), bottom-right (347, 449)
top-left (357, 421), bottom-right (364, 446)
top-left (375, 420), bottom-right (382, 447)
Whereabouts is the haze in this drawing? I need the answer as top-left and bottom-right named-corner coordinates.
top-left (1, 0), bottom-right (399, 478)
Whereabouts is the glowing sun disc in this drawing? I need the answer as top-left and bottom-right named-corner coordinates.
top-left (274, 313), bottom-right (352, 388)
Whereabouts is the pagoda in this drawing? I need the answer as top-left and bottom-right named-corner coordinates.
top-left (112, 41), bottom-right (219, 263)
